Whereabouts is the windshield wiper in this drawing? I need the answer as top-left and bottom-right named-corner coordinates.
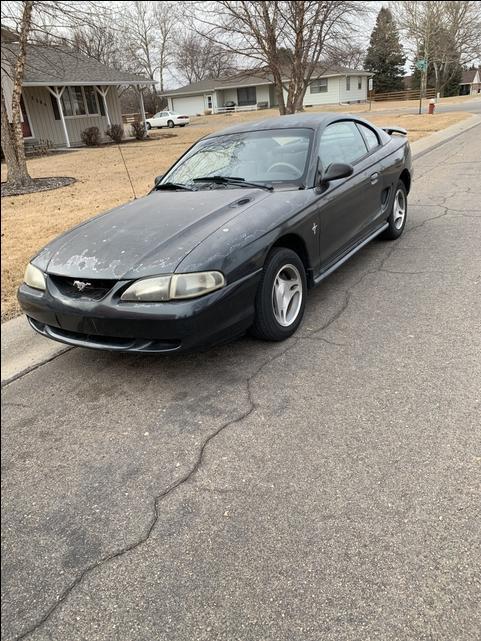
top-left (193, 175), bottom-right (273, 192)
top-left (155, 182), bottom-right (195, 191)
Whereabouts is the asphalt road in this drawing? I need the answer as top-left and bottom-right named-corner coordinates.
top-left (2, 125), bottom-right (481, 641)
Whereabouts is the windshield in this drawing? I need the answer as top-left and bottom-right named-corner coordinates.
top-left (163, 128), bottom-right (313, 188)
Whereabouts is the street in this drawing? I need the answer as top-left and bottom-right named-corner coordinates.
top-left (2, 125), bottom-right (481, 641)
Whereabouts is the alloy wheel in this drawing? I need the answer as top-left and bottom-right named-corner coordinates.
top-left (272, 264), bottom-right (303, 327)
top-left (393, 188), bottom-right (406, 230)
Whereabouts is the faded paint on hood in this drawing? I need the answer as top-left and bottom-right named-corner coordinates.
top-left (32, 188), bottom-right (270, 279)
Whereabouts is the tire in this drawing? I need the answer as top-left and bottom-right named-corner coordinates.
top-left (167, 120), bottom-right (174, 128)
top-left (145, 122), bottom-right (151, 130)
top-left (381, 180), bottom-right (407, 240)
top-left (251, 248), bottom-right (307, 341)
top-left (179, 124), bottom-right (187, 127)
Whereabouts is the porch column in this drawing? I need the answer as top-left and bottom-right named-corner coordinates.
top-left (138, 86), bottom-right (148, 136)
top-left (47, 86), bottom-right (70, 148)
top-left (95, 86), bottom-right (111, 127)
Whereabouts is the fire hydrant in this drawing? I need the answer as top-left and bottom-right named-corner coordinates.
top-left (428, 99), bottom-right (436, 115)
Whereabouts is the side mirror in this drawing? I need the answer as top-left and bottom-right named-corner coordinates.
top-left (154, 175), bottom-right (163, 187)
top-left (318, 163), bottom-right (353, 189)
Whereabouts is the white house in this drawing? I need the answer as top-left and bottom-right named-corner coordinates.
top-left (163, 67), bottom-right (373, 116)
top-left (1, 27), bottom-right (153, 148)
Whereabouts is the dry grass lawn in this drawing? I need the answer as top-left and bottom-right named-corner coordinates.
top-left (1, 102), bottom-right (476, 321)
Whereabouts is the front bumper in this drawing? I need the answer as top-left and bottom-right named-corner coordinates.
top-left (18, 271), bottom-right (261, 353)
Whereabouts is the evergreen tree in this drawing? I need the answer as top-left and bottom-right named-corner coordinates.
top-left (364, 7), bottom-right (406, 93)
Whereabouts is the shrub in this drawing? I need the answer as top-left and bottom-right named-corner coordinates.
top-left (81, 126), bottom-right (101, 146)
top-left (105, 124), bottom-right (124, 144)
top-left (130, 120), bottom-right (147, 140)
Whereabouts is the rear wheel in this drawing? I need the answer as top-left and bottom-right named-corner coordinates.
top-left (251, 248), bottom-right (306, 341)
top-left (382, 181), bottom-right (407, 240)
top-left (167, 120), bottom-right (175, 128)
top-left (179, 124), bottom-right (187, 127)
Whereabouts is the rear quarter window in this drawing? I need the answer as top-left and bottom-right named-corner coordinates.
top-left (357, 123), bottom-right (380, 151)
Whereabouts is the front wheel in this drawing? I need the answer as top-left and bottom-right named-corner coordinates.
top-left (167, 120), bottom-right (174, 128)
top-left (145, 122), bottom-right (151, 130)
top-left (251, 248), bottom-right (306, 341)
top-left (382, 181), bottom-right (407, 240)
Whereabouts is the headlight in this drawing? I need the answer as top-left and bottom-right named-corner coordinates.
top-left (120, 271), bottom-right (225, 302)
top-left (24, 263), bottom-right (46, 290)
top-left (170, 272), bottom-right (225, 299)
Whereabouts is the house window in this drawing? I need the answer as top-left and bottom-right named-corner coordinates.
top-left (84, 87), bottom-right (99, 115)
top-left (59, 86), bottom-right (100, 117)
top-left (346, 76), bottom-right (351, 91)
top-left (358, 77), bottom-right (362, 90)
top-left (310, 78), bottom-right (328, 94)
top-left (237, 86), bottom-right (257, 106)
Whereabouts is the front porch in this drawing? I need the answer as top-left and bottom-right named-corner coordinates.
top-left (213, 84), bottom-right (274, 113)
top-left (21, 82), bottom-right (151, 149)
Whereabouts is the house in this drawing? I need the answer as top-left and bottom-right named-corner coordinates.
top-left (163, 67), bottom-right (373, 116)
top-left (459, 68), bottom-right (481, 96)
top-left (1, 29), bottom-right (154, 148)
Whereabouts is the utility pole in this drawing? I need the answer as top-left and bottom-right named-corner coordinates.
top-left (418, 3), bottom-right (432, 115)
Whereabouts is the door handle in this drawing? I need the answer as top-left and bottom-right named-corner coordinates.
top-left (370, 172), bottom-right (379, 185)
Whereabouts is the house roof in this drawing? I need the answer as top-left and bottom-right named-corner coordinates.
top-left (1, 42), bottom-right (154, 86)
top-left (460, 68), bottom-right (480, 85)
top-left (163, 66), bottom-right (372, 97)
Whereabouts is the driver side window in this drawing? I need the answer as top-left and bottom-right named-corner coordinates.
top-left (319, 121), bottom-right (368, 170)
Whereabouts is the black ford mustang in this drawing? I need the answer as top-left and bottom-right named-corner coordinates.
top-left (19, 113), bottom-right (412, 353)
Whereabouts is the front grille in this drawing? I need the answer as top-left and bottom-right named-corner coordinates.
top-left (48, 275), bottom-right (117, 300)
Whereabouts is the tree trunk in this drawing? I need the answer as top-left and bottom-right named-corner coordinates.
top-left (2, 0), bottom-right (34, 188)
top-left (271, 69), bottom-right (287, 115)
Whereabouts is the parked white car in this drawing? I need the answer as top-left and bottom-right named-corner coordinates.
top-left (145, 110), bottom-right (190, 129)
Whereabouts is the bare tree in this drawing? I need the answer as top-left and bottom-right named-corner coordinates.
top-left (393, 1), bottom-right (481, 96)
top-left (71, 20), bottom-right (123, 69)
top-left (121, 1), bottom-right (160, 107)
top-left (329, 43), bottom-right (366, 70)
top-left (153, 1), bottom-right (177, 93)
top-left (175, 33), bottom-right (237, 84)
top-left (1, 0), bottom-right (112, 188)
top-left (1, 1), bottom-right (34, 188)
top-left (192, 1), bottom-right (367, 115)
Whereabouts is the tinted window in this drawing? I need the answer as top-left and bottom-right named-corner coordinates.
top-left (319, 121), bottom-right (368, 168)
top-left (357, 123), bottom-right (379, 150)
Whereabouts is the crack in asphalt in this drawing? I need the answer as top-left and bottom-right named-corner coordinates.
top-left (11, 177), bottom-right (474, 640)
top-left (14, 338), bottom-right (299, 640)
top-left (299, 335), bottom-right (346, 346)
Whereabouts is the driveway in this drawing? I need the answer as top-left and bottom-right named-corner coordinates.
top-left (2, 125), bottom-right (480, 641)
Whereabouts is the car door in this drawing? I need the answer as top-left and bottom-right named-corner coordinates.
top-left (150, 112), bottom-right (161, 127)
top-left (317, 120), bottom-right (383, 268)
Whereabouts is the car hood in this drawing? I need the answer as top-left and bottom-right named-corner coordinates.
top-left (33, 189), bottom-right (270, 280)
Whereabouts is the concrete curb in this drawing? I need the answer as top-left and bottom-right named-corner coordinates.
top-left (2, 114), bottom-right (480, 385)
top-left (411, 113), bottom-right (481, 159)
top-left (1, 316), bottom-right (71, 386)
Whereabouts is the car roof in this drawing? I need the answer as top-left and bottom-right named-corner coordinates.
top-left (204, 112), bottom-right (364, 138)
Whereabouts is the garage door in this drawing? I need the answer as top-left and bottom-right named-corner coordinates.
top-left (172, 95), bottom-right (205, 116)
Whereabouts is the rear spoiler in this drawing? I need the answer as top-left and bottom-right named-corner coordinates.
top-left (382, 126), bottom-right (408, 136)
